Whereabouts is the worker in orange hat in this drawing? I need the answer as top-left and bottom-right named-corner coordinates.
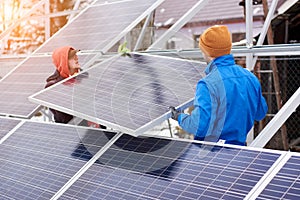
top-left (170, 25), bottom-right (268, 146)
top-left (45, 46), bottom-right (81, 123)
top-left (45, 46), bottom-right (106, 129)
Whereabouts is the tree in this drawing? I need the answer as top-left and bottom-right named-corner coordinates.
top-left (0, 0), bottom-right (85, 54)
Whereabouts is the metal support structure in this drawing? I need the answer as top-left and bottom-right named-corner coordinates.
top-left (82, 0), bottom-right (165, 68)
top-left (250, 0), bottom-right (278, 70)
top-left (148, 0), bottom-right (209, 50)
top-left (45, 0), bottom-right (50, 40)
top-left (140, 44), bottom-right (300, 59)
top-left (0, 0), bottom-right (46, 41)
top-left (256, 0), bottom-right (279, 46)
top-left (262, 0), bottom-right (289, 150)
top-left (134, 12), bottom-right (154, 51)
top-left (68, 0), bottom-right (81, 22)
top-left (249, 87), bottom-right (300, 148)
top-left (277, 0), bottom-right (298, 15)
top-left (245, 0), bottom-right (254, 71)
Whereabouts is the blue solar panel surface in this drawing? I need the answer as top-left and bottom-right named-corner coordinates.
top-left (0, 117), bottom-right (21, 140)
top-left (0, 121), bottom-right (116, 199)
top-left (36, 0), bottom-right (164, 54)
top-left (1, 118), bottom-right (299, 199)
top-left (0, 56), bottom-right (54, 117)
top-left (257, 155), bottom-right (300, 200)
top-left (0, 0), bottom-right (164, 118)
top-left (30, 53), bottom-right (205, 135)
top-left (60, 134), bottom-right (282, 200)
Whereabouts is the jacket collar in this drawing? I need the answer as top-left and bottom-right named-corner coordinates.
top-left (205, 54), bottom-right (234, 75)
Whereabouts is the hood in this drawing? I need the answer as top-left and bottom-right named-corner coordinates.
top-left (52, 46), bottom-right (74, 78)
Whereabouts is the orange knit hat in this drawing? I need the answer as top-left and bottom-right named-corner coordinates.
top-left (199, 25), bottom-right (232, 58)
top-left (52, 46), bottom-right (78, 78)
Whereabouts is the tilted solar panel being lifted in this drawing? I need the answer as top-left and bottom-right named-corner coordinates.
top-left (0, 0), bottom-right (165, 118)
top-left (0, 55), bottom-right (87, 118)
top-left (29, 53), bottom-right (206, 136)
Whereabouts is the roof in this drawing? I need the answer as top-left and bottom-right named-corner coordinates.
top-left (155, 0), bottom-right (275, 25)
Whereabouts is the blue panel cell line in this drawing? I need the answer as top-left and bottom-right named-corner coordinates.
top-left (0, 117), bottom-right (22, 142)
top-left (0, 0), bottom-right (165, 118)
top-left (59, 135), bottom-right (282, 200)
top-left (0, 120), bottom-right (117, 200)
top-left (29, 53), bottom-right (205, 136)
top-left (255, 153), bottom-right (300, 200)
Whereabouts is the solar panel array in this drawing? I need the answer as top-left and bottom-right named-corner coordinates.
top-left (257, 154), bottom-right (300, 200)
top-left (0, 117), bottom-right (21, 140)
top-left (36, 0), bottom-right (165, 55)
top-left (29, 53), bottom-right (206, 136)
top-left (0, 118), bottom-right (117, 199)
top-left (1, 0), bottom-right (299, 199)
top-left (0, 0), bottom-right (165, 118)
top-left (0, 56), bottom-right (54, 117)
top-left (0, 117), bottom-right (299, 199)
top-left (61, 135), bottom-right (281, 200)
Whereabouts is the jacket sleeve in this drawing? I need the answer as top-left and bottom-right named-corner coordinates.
top-left (177, 81), bottom-right (211, 138)
top-left (255, 87), bottom-right (268, 121)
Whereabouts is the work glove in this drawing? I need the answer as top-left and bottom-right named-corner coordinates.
top-left (118, 41), bottom-right (131, 57)
top-left (169, 106), bottom-right (181, 121)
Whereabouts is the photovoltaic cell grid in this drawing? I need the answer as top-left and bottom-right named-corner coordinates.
top-left (30, 53), bottom-right (205, 136)
top-left (35, 0), bottom-right (164, 55)
top-left (0, 120), bottom-right (116, 199)
top-left (0, 55), bottom-right (86, 118)
top-left (0, 57), bottom-right (53, 117)
top-left (257, 155), bottom-right (300, 200)
top-left (0, 117), bottom-right (21, 140)
top-left (60, 134), bottom-right (282, 200)
top-left (0, 0), bottom-right (164, 118)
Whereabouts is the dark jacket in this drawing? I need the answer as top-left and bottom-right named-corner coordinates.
top-left (45, 70), bottom-right (73, 123)
top-left (45, 45), bottom-right (79, 124)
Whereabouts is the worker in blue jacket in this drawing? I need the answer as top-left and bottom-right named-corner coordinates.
top-left (170, 25), bottom-right (268, 146)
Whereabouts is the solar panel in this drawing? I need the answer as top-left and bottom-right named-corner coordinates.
top-left (0, 120), bottom-right (117, 199)
top-left (0, 56), bottom-right (54, 117)
top-left (29, 53), bottom-right (205, 136)
top-left (256, 154), bottom-right (300, 200)
top-left (0, 0), bottom-right (164, 118)
top-left (0, 118), bottom-right (299, 199)
top-left (59, 134), bottom-right (282, 200)
top-left (0, 117), bottom-right (21, 141)
top-left (36, 0), bottom-right (165, 55)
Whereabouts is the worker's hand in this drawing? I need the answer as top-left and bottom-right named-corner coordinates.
top-left (169, 106), bottom-right (181, 121)
top-left (87, 121), bottom-right (100, 128)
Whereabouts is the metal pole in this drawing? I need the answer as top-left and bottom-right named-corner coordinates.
top-left (148, 0), bottom-right (209, 50)
top-left (250, 87), bottom-right (300, 148)
top-left (250, 0), bottom-right (279, 70)
top-left (68, 0), bottom-right (81, 22)
top-left (245, 0), bottom-right (253, 70)
top-left (134, 12), bottom-right (153, 51)
top-left (45, 0), bottom-right (50, 40)
top-left (262, 0), bottom-right (289, 150)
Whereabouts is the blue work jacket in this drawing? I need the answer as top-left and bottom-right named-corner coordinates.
top-left (178, 54), bottom-right (268, 145)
